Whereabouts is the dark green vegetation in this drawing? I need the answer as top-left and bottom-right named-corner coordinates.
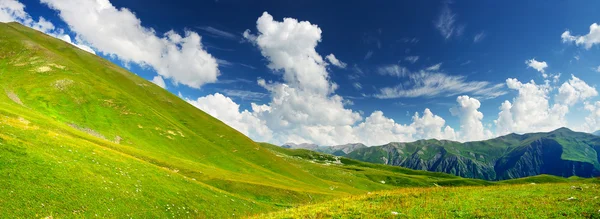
top-left (344, 127), bottom-right (600, 180)
top-left (0, 22), bottom-right (498, 218)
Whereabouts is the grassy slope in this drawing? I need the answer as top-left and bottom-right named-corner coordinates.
top-left (255, 181), bottom-right (600, 218)
top-left (0, 22), bottom-right (496, 218)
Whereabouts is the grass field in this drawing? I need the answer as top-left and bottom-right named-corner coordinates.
top-left (255, 181), bottom-right (600, 218)
top-left (2, 21), bottom-right (600, 218)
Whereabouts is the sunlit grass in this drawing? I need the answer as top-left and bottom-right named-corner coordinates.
top-left (255, 182), bottom-right (600, 218)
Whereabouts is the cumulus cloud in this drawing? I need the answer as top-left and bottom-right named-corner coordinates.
top-left (239, 12), bottom-right (362, 144)
top-left (151, 75), bottom-right (166, 89)
top-left (0, 0), bottom-right (95, 54)
top-left (243, 12), bottom-right (333, 95)
top-left (187, 12), bottom-right (600, 146)
top-left (450, 96), bottom-right (492, 141)
top-left (525, 58), bottom-right (548, 75)
top-left (0, 0), bottom-right (27, 23)
top-left (325, 54), bottom-right (347, 68)
top-left (555, 75), bottom-right (597, 106)
top-left (352, 109), bottom-right (456, 145)
top-left (582, 101), bottom-right (600, 132)
top-left (410, 109), bottom-right (457, 141)
top-left (494, 78), bottom-right (568, 135)
top-left (188, 12), bottom-right (462, 146)
top-left (561, 23), bottom-right (600, 49)
top-left (40, 0), bottom-right (219, 89)
top-left (186, 93), bottom-right (272, 142)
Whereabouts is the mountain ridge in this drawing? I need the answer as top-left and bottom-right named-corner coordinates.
top-left (284, 127), bottom-right (600, 180)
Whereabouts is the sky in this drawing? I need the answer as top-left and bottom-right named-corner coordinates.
top-left (3, 0), bottom-right (600, 146)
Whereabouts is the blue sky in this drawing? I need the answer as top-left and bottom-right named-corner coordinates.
top-left (4, 0), bottom-right (600, 145)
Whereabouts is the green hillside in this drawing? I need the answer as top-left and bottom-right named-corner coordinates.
top-left (345, 128), bottom-right (600, 180)
top-left (0, 22), bottom-right (499, 218)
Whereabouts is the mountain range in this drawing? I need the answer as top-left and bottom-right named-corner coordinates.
top-left (290, 128), bottom-right (600, 180)
top-left (282, 142), bottom-right (367, 156)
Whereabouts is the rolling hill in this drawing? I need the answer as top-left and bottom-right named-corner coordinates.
top-left (343, 128), bottom-right (600, 180)
top-left (0, 22), bottom-right (499, 218)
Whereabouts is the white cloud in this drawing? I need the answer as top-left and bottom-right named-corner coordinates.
top-left (582, 101), bottom-right (600, 132)
top-left (197, 26), bottom-right (238, 40)
top-left (243, 12), bottom-right (333, 95)
top-left (0, 0), bottom-right (27, 23)
top-left (41, 0), bottom-right (219, 89)
top-left (185, 12), bottom-right (600, 146)
top-left (473, 31), bottom-right (486, 43)
top-left (435, 4), bottom-right (464, 39)
top-left (450, 95), bottom-right (492, 141)
top-left (325, 54), bottom-right (347, 68)
top-left (240, 12), bottom-right (362, 145)
top-left (525, 58), bottom-right (548, 75)
top-left (186, 93), bottom-right (272, 142)
top-left (555, 75), bottom-right (597, 106)
top-left (221, 89), bottom-right (267, 101)
top-left (405, 56), bottom-right (419, 64)
top-left (0, 0), bottom-right (95, 54)
top-left (426, 63), bottom-right (442, 71)
top-left (494, 78), bottom-right (568, 135)
top-left (552, 73), bottom-right (562, 84)
top-left (352, 109), bottom-right (456, 145)
top-left (561, 23), bottom-right (600, 49)
top-left (57, 34), bottom-right (96, 54)
top-left (595, 65), bottom-right (600, 73)
top-left (410, 109), bottom-right (457, 141)
top-left (364, 50), bottom-right (373, 60)
top-left (377, 64), bottom-right (410, 77)
top-left (151, 75), bottom-right (166, 89)
top-left (352, 82), bottom-right (362, 90)
top-left (351, 111), bottom-right (414, 145)
top-left (190, 12), bottom-right (464, 146)
top-left (376, 70), bottom-right (506, 99)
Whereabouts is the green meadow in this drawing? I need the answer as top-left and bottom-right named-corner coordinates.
top-left (1, 21), bottom-right (599, 218)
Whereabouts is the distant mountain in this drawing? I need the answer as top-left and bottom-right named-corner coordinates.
top-left (330, 143), bottom-right (367, 155)
top-left (593, 130), bottom-right (600, 136)
top-left (281, 143), bottom-right (367, 155)
top-left (282, 142), bottom-right (320, 150)
top-left (315, 128), bottom-right (600, 180)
